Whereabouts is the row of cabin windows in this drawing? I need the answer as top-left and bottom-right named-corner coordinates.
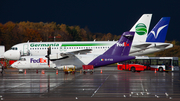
top-left (30, 47), bottom-right (110, 50)
top-left (60, 47), bottom-right (110, 49)
top-left (30, 47), bottom-right (58, 50)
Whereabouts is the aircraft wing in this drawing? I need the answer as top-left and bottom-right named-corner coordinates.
top-left (65, 49), bottom-right (92, 55)
top-left (50, 49), bottom-right (92, 61)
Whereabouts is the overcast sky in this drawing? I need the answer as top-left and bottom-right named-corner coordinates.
top-left (0, 0), bottom-right (180, 41)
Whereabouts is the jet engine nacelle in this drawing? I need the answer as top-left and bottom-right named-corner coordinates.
top-left (49, 53), bottom-right (64, 60)
top-left (4, 50), bottom-right (21, 60)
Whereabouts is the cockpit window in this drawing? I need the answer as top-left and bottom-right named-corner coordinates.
top-left (19, 58), bottom-right (26, 61)
top-left (10, 47), bottom-right (18, 50)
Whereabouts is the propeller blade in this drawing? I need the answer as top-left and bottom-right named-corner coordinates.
top-left (46, 46), bottom-right (51, 67)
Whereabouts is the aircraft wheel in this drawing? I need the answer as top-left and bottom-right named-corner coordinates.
top-left (159, 67), bottom-right (163, 72)
top-left (19, 69), bottom-right (23, 73)
top-left (131, 67), bottom-right (136, 72)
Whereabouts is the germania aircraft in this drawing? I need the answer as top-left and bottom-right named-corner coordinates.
top-left (4, 14), bottom-right (172, 60)
top-left (11, 32), bottom-right (135, 70)
top-left (3, 14), bottom-right (150, 60)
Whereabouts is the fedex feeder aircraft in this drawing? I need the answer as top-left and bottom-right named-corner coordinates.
top-left (11, 32), bottom-right (135, 70)
top-left (4, 14), bottom-right (173, 60)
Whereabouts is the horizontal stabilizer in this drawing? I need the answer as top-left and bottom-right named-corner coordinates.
top-left (154, 43), bottom-right (171, 48)
top-left (132, 43), bottom-right (151, 48)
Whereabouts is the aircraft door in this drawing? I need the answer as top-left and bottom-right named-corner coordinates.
top-left (23, 44), bottom-right (29, 55)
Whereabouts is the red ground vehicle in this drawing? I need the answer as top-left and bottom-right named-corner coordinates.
top-left (82, 65), bottom-right (94, 74)
top-left (0, 59), bottom-right (17, 69)
top-left (117, 63), bottom-right (147, 72)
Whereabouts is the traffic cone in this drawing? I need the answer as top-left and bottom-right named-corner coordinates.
top-left (24, 69), bottom-right (26, 74)
top-left (155, 69), bottom-right (157, 73)
top-left (56, 70), bottom-right (58, 74)
top-left (101, 69), bottom-right (103, 74)
top-left (42, 70), bottom-right (45, 74)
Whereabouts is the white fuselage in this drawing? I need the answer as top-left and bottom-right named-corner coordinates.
top-left (4, 41), bottom-right (173, 60)
top-left (11, 54), bottom-right (100, 70)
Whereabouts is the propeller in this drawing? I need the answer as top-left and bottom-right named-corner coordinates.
top-left (45, 46), bottom-right (51, 66)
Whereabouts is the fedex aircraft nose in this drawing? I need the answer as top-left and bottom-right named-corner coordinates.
top-left (4, 50), bottom-right (21, 60)
top-left (10, 62), bottom-right (17, 68)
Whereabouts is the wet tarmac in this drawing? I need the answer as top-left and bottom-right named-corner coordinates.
top-left (0, 66), bottom-right (180, 101)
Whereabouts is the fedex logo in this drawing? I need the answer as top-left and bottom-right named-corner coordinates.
top-left (116, 42), bottom-right (129, 47)
top-left (30, 58), bottom-right (47, 63)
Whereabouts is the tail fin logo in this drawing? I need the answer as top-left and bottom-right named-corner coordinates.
top-left (148, 24), bottom-right (168, 39)
top-left (135, 23), bottom-right (147, 35)
top-left (116, 42), bottom-right (129, 47)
